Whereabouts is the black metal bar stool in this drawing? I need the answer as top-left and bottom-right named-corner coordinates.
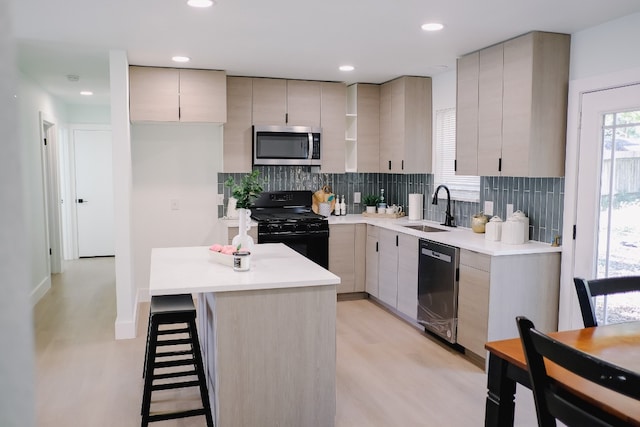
top-left (141, 294), bottom-right (213, 427)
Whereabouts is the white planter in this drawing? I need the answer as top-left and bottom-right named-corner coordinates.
top-left (365, 206), bottom-right (377, 213)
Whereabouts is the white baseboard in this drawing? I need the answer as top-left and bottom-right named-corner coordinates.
top-left (30, 275), bottom-right (51, 306)
top-left (114, 292), bottom-right (140, 340)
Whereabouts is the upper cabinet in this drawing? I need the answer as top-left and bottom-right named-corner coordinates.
top-left (320, 82), bottom-right (346, 173)
top-left (251, 78), bottom-right (321, 127)
top-left (379, 76), bottom-right (432, 174)
top-left (455, 31), bottom-right (570, 177)
top-left (129, 66), bottom-right (227, 123)
top-left (223, 76), bottom-right (253, 173)
top-left (345, 83), bottom-right (380, 173)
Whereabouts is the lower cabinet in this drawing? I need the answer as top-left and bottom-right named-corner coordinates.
top-left (329, 224), bottom-right (365, 294)
top-left (456, 248), bottom-right (561, 363)
top-left (365, 225), bottom-right (379, 297)
top-left (374, 227), bottom-right (419, 321)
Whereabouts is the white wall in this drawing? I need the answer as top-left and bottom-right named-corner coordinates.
top-left (131, 123), bottom-right (223, 300)
top-left (18, 71), bottom-right (68, 303)
top-left (67, 104), bottom-right (110, 124)
top-left (1, 4), bottom-right (35, 424)
top-left (559, 12), bottom-right (640, 330)
top-left (431, 69), bottom-right (456, 111)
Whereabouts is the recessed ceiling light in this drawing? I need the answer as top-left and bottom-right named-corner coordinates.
top-left (421, 22), bottom-right (444, 32)
top-left (339, 65), bottom-right (355, 72)
top-left (172, 56), bottom-right (191, 63)
top-left (80, 91), bottom-right (93, 96)
top-left (187, 0), bottom-right (215, 7)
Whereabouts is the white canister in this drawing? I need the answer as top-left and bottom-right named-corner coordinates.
top-left (408, 193), bottom-right (423, 220)
top-left (485, 216), bottom-right (503, 241)
top-left (502, 217), bottom-right (526, 245)
top-left (233, 251), bottom-right (251, 271)
top-left (512, 210), bottom-right (530, 242)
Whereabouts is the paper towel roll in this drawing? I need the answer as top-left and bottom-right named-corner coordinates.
top-left (408, 193), bottom-right (423, 220)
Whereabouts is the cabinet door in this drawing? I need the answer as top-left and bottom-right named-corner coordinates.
top-left (179, 69), bottom-right (227, 123)
top-left (377, 228), bottom-right (398, 307)
top-left (356, 84), bottom-right (380, 172)
top-left (224, 77), bottom-right (253, 172)
top-left (396, 233), bottom-right (419, 320)
top-left (457, 250), bottom-right (491, 358)
top-left (455, 53), bottom-right (479, 175)
top-left (365, 226), bottom-right (379, 297)
top-left (287, 80), bottom-right (321, 127)
top-left (379, 82), bottom-right (393, 172)
top-left (129, 66), bottom-right (179, 122)
top-left (389, 78), bottom-right (405, 173)
top-left (252, 78), bottom-right (287, 125)
top-left (477, 44), bottom-right (503, 176)
top-left (354, 224), bottom-right (366, 292)
top-left (329, 224), bottom-right (356, 294)
top-left (402, 76), bottom-right (431, 174)
top-left (320, 82), bottom-right (346, 173)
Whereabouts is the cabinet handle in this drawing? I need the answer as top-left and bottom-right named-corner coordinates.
top-left (498, 157), bottom-right (502, 172)
top-left (285, 113), bottom-right (288, 124)
top-left (388, 160), bottom-right (392, 170)
top-left (376, 242), bottom-right (378, 252)
top-left (395, 235), bottom-right (398, 246)
top-left (454, 159), bottom-right (457, 172)
top-left (178, 106), bottom-right (181, 120)
top-left (401, 160), bottom-right (404, 170)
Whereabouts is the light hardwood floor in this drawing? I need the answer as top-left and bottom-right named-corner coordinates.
top-left (34, 258), bottom-right (538, 426)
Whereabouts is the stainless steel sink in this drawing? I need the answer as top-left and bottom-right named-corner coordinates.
top-left (402, 224), bottom-right (449, 233)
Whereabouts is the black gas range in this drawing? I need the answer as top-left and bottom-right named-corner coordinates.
top-left (250, 191), bottom-right (329, 269)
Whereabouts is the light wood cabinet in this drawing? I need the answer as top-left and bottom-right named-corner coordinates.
top-left (129, 66), bottom-right (226, 123)
top-left (377, 228), bottom-right (399, 306)
top-left (223, 76), bottom-right (253, 172)
top-left (456, 248), bottom-right (561, 363)
top-left (455, 31), bottom-right (570, 177)
top-left (320, 82), bottom-right (346, 173)
top-left (365, 225), bottom-right (379, 297)
top-left (329, 224), bottom-right (365, 294)
top-left (251, 78), bottom-right (321, 127)
top-left (346, 84), bottom-right (380, 173)
top-left (379, 76), bottom-right (432, 173)
top-left (396, 233), bottom-right (419, 321)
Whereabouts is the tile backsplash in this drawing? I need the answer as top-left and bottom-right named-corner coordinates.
top-left (219, 167), bottom-right (564, 244)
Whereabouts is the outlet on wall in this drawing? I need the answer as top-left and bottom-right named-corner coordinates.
top-left (353, 192), bottom-right (361, 204)
top-left (484, 201), bottom-right (494, 216)
top-left (506, 203), bottom-right (514, 218)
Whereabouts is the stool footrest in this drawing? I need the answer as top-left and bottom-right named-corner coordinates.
top-left (152, 380), bottom-right (201, 391)
top-left (153, 370), bottom-right (197, 380)
top-left (156, 349), bottom-right (192, 358)
top-left (153, 358), bottom-right (194, 369)
top-left (157, 327), bottom-right (189, 335)
top-left (156, 338), bottom-right (192, 346)
top-left (148, 408), bottom-right (207, 423)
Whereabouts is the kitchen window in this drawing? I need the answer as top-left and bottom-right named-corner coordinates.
top-left (433, 108), bottom-right (480, 202)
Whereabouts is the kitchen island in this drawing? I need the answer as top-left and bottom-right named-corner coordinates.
top-left (149, 243), bottom-right (340, 427)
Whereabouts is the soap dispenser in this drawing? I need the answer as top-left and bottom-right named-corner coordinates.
top-left (340, 195), bottom-right (347, 216)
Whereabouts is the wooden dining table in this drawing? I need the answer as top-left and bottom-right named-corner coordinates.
top-left (484, 321), bottom-right (640, 426)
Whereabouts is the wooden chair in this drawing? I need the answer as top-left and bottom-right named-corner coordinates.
top-left (573, 276), bottom-right (640, 327)
top-left (516, 316), bottom-right (640, 427)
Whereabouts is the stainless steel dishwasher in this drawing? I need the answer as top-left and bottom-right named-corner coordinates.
top-left (417, 239), bottom-right (460, 343)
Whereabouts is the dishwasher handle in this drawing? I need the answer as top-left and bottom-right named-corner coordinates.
top-left (421, 247), bottom-right (452, 263)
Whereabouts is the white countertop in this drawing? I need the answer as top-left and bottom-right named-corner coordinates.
top-left (149, 243), bottom-right (340, 295)
top-left (326, 214), bottom-right (561, 256)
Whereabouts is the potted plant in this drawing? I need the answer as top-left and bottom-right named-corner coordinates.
top-left (362, 194), bottom-right (380, 214)
top-left (224, 170), bottom-right (264, 250)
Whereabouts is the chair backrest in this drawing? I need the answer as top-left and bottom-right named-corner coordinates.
top-left (516, 316), bottom-right (640, 427)
top-left (573, 276), bottom-right (640, 327)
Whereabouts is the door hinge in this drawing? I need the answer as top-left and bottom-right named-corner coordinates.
top-left (573, 225), bottom-right (577, 240)
top-left (498, 158), bottom-right (502, 172)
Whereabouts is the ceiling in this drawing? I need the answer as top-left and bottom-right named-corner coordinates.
top-left (12, 0), bottom-right (640, 106)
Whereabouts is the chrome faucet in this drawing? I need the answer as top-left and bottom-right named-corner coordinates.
top-left (432, 185), bottom-right (456, 227)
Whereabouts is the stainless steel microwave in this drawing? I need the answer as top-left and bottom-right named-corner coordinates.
top-left (253, 125), bottom-right (321, 166)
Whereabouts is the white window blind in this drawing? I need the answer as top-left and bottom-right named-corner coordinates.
top-left (433, 108), bottom-right (480, 202)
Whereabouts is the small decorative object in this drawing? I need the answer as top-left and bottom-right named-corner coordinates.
top-left (485, 216), bottom-right (503, 241)
top-left (378, 188), bottom-right (387, 210)
top-left (363, 195), bottom-right (380, 214)
top-left (233, 250), bottom-right (251, 271)
top-left (225, 170), bottom-right (264, 251)
top-left (312, 185), bottom-right (336, 214)
top-left (471, 212), bottom-right (488, 233)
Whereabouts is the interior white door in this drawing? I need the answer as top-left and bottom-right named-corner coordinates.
top-left (74, 129), bottom-right (114, 257)
top-left (574, 84), bottom-right (640, 323)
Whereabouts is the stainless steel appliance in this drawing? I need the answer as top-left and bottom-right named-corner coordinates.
top-left (417, 239), bottom-right (460, 343)
top-left (253, 125), bottom-right (321, 166)
top-left (250, 191), bottom-right (329, 268)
